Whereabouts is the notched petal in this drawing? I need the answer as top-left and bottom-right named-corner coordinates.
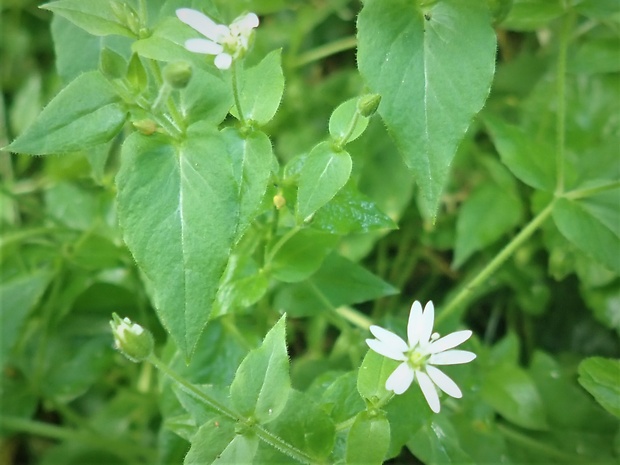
top-left (429, 349), bottom-right (476, 365)
top-left (176, 8), bottom-right (221, 41)
top-left (369, 325), bottom-right (408, 353)
top-left (386, 362), bottom-right (414, 394)
top-left (214, 53), bottom-right (233, 70)
top-left (429, 330), bottom-right (472, 354)
top-left (426, 365), bottom-right (462, 398)
top-left (185, 38), bottom-right (223, 55)
top-left (407, 300), bottom-right (423, 347)
top-left (418, 301), bottom-right (435, 345)
top-left (366, 338), bottom-right (407, 361)
top-left (416, 370), bottom-right (440, 413)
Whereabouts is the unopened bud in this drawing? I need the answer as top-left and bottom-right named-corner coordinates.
top-left (110, 313), bottom-right (154, 362)
top-left (357, 94), bottom-right (381, 117)
top-left (133, 119), bottom-right (158, 135)
top-left (164, 61), bottom-right (193, 89)
top-left (273, 194), bottom-right (286, 210)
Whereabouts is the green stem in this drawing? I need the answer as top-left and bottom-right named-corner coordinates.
top-left (334, 392), bottom-right (394, 433)
top-left (254, 425), bottom-right (317, 465)
top-left (294, 36), bottom-right (357, 68)
top-left (335, 305), bottom-right (373, 330)
top-left (148, 355), bottom-right (239, 421)
top-left (232, 61), bottom-right (245, 123)
top-left (264, 225), bottom-right (302, 265)
top-left (148, 354), bottom-right (317, 464)
top-left (555, 12), bottom-right (574, 195)
top-left (437, 201), bottom-right (555, 324)
top-left (151, 83), bottom-right (170, 111)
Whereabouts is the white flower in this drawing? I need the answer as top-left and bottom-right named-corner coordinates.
top-left (366, 300), bottom-right (476, 413)
top-left (176, 8), bottom-right (259, 70)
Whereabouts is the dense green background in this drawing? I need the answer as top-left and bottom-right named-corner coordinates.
top-left (1, 0), bottom-right (619, 464)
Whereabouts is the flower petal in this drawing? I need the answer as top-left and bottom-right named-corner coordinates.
top-left (369, 325), bottom-right (409, 353)
top-left (418, 301), bottom-right (435, 345)
top-left (416, 370), bottom-right (440, 413)
top-left (407, 300), bottom-right (423, 347)
top-left (214, 53), bottom-right (233, 70)
top-left (233, 12), bottom-right (259, 31)
top-left (429, 349), bottom-right (476, 365)
top-left (386, 362), bottom-right (414, 394)
top-left (366, 339), bottom-right (407, 361)
top-left (429, 330), bottom-right (472, 354)
top-left (426, 365), bottom-right (462, 398)
top-left (176, 8), bottom-right (222, 41)
top-left (185, 38), bottom-right (222, 55)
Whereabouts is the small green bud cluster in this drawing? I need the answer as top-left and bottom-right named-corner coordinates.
top-left (110, 313), bottom-right (154, 362)
top-left (357, 93), bottom-right (381, 117)
top-left (163, 61), bottom-right (193, 89)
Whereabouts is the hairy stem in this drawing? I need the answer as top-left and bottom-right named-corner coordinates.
top-left (232, 61), bottom-right (245, 123)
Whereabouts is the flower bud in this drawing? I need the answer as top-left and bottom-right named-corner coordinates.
top-left (357, 94), bottom-right (381, 117)
top-left (164, 61), bottom-right (193, 89)
top-left (132, 119), bottom-right (158, 135)
top-left (110, 313), bottom-right (154, 362)
top-left (273, 194), bottom-right (286, 210)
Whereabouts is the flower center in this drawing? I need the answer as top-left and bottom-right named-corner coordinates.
top-left (407, 346), bottom-right (429, 370)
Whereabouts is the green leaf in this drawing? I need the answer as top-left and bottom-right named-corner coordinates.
top-left (51, 16), bottom-right (132, 83)
top-left (311, 182), bottom-right (397, 235)
top-left (320, 372), bottom-right (366, 423)
top-left (230, 316), bottom-right (291, 424)
top-left (553, 194), bottom-right (620, 274)
top-left (42, 0), bottom-right (136, 38)
top-left (268, 389), bottom-right (336, 460)
top-left (116, 129), bottom-right (239, 357)
top-left (484, 115), bottom-right (556, 191)
top-left (569, 37), bottom-right (620, 74)
top-left (329, 97), bottom-right (369, 144)
top-left (407, 416), bottom-right (475, 465)
top-left (221, 128), bottom-right (274, 240)
top-left (7, 71), bottom-right (126, 155)
top-left (357, 0), bottom-right (496, 218)
top-left (578, 357), bottom-right (620, 418)
top-left (357, 350), bottom-right (399, 401)
top-left (453, 182), bottom-right (523, 268)
top-left (273, 252), bottom-right (397, 317)
top-left (192, 433), bottom-right (259, 465)
top-left (501, 0), bottom-right (565, 31)
top-left (269, 229), bottom-right (338, 283)
top-left (237, 50), bottom-right (285, 126)
top-left (481, 363), bottom-right (548, 430)
top-left (44, 182), bottom-right (99, 231)
top-left (132, 17), bottom-right (197, 63)
top-left (297, 142), bottom-right (352, 221)
top-left (184, 417), bottom-right (237, 465)
top-left (0, 271), bottom-right (51, 367)
top-left (181, 68), bottom-right (232, 126)
top-left (212, 253), bottom-right (268, 318)
top-left (346, 410), bottom-right (390, 465)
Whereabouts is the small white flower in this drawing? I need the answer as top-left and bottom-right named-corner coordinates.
top-left (366, 300), bottom-right (476, 413)
top-left (176, 8), bottom-right (259, 70)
